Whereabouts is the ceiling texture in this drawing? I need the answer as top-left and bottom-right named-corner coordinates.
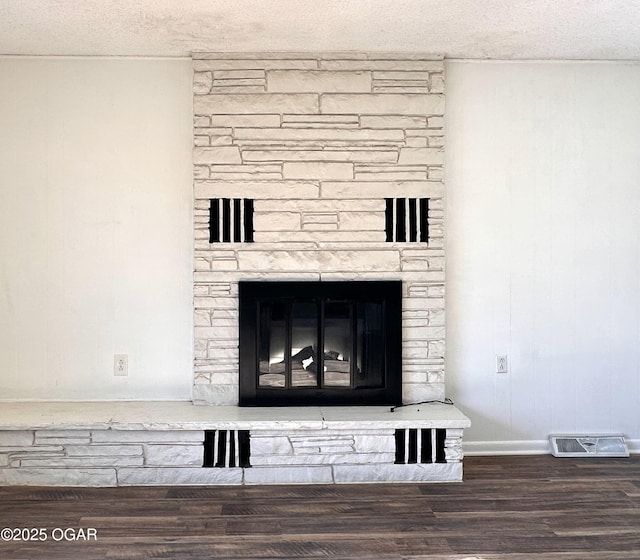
top-left (1, 0), bottom-right (640, 60)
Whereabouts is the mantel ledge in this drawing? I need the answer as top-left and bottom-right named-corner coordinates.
top-left (0, 401), bottom-right (470, 432)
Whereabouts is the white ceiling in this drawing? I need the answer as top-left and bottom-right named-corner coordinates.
top-left (1, 0), bottom-right (640, 60)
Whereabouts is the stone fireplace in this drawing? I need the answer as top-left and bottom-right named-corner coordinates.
top-left (0, 52), bottom-right (468, 486)
top-left (193, 52), bottom-right (446, 407)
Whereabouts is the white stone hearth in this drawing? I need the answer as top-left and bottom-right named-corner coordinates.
top-left (0, 402), bottom-right (470, 486)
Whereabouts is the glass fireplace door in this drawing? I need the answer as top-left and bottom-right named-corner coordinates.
top-left (240, 281), bottom-right (402, 406)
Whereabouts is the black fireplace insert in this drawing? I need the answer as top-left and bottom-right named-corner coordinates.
top-left (239, 281), bottom-right (402, 406)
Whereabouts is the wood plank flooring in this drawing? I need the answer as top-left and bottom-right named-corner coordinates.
top-left (1, 455), bottom-right (639, 559)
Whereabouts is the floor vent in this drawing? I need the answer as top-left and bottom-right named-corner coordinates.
top-left (203, 430), bottom-right (251, 467)
top-left (550, 434), bottom-right (629, 457)
top-left (395, 428), bottom-right (447, 464)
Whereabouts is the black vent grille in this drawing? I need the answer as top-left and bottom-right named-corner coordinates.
top-left (394, 428), bottom-right (446, 464)
top-left (209, 198), bottom-right (254, 243)
top-left (385, 198), bottom-right (429, 243)
top-left (203, 430), bottom-right (251, 468)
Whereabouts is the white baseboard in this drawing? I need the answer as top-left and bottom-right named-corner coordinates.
top-left (464, 438), bottom-right (640, 456)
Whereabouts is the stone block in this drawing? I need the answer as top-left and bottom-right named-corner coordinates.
top-left (65, 445), bottom-right (143, 457)
top-left (19, 457), bottom-right (144, 468)
top-left (250, 436), bottom-right (293, 455)
top-left (361, 115), bottom-right (427, 128)
top-left (193, 146), bottom-right (241, 164)
top-left (195, 325), bottom-right (237, 341)
top-left (267, 70), bottom-right (371, 92)
top-left (144, 444), bottom-right (203, 467)
top-left (194, 115), bottom-right (210, 127)
top-left (321, 181), bottom-right (444, 199)
top-left (430, 73), bottom-right (445, 93)
top-left (373, 71), bottom-right (431, 80)
top-left (398, 148), bottom-right (444, 165)
top-left (257, 230), bottom-right (384, 243)
top-left (194, 94), bottom-right (319, 114)
top-left (283, 162), bottom-right (353, 180)
top-left (427, 116), bottom-right (444, 129)
top-left (403, 297), bottom-right (445, 311)
top-left (193, 71), bottom-right (213, 94)
top-left (118, 467), bottom-right (243, 485)
top-left (7, 447), bottom-right (65, 459)
top-left (0, 468), bottom-right (117, 487)
top-left (0, 431), bottom-right (33, 446)
top-left (234, 127), bottom-right (404, 143)
top-left (356, 170), bottom-right (428, 181)
top-left (404, 137), bottom-right (428, 148)
top-left (193, 59), bottom-right (318, 71)
top-left (195, 180), bottom-right (320, 200)
top-left (428, 167), bottom-right (444, 180)
top-left (302, 211), bottom-right (337, 225)
top-left (209, 86), bottom-right (265, 94)
top-left (194, 309), bottom-right (212, 326)
top-left (192, 384), bottom-right (238, 406)
top-left (403, 370), bottom-right (428, 383)
top-left (237, 250), bottom-right (400, 272)
top-left (282, 114), bottom-right (359, 127)
top-left (244, 466), bottom-right (333, 484)
top-left (319, 60), bottom-right (443, 71)
top-left (321, 94), bottom-right (444, 115)
top-left (403, 326), bottom-right (445, 340)
top-left (428, 340), bottom-right (445, 358)
top-left (402, 344), bottom-right (429, 359)
top-left (353, 435), bottom-right (395, 453)
top-left (213, 70), bottom-right (266, 79)
top-left (257, 199), bottom-right (382, 213)
top-left (290, 436), bottom-right (354, 449)
top-left (242, 149), bottom-right (398, 164)
top-left (254, 212), bottom-right (301, 231)
top-left (206, 346), bottom-right (239, 360)
top-left (36, 430), bottom-right (91, 438)
top-left (193, 296), bottom-right (236, 310)
top-left (338, 211), bottom-right (385, 230)
top-left (333, 462), bottom-right (462, 483)
top-left (210, 114), bottom-right (281, 127)
top-left (34, 437), bottom-right (91, 445)
top-left (251, 453), bottom-right (394, 466)
top-left (402, 382), bottom-right (444, 404)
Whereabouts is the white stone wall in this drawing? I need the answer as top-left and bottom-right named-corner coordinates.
top-left (193, 53), bottom-right (445, 405)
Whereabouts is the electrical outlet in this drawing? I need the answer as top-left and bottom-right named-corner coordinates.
top-left (496, 355), bottom-right (508, 374)
top-left (114, 354), bottom-right (128, 376)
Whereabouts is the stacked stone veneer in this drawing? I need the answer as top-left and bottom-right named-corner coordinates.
top-left (0, 430), bottom-right (214, 486)
top-left (193, 53), bottom-right (446, 405)
top-left (0, 425), bottom-right (464, 485)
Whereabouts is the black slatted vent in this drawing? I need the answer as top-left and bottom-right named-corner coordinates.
top-left (385, 198), bottom-right (429, 243)
top-left (394, 428), bottom-right (446, 464)
top-left (203, 430), bottom-right (251, 468)
top-left (209, 198), bottom-right (254, 243)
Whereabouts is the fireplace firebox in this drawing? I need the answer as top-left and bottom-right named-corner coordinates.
top-left (239, 281), bottom-right (402, 406)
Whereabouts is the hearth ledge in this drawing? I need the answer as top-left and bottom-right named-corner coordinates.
top-left (0, 401), bottom-right (469, 431)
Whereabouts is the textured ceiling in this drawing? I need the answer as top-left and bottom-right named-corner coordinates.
top-left (1, 0), bottom-right (640, 60)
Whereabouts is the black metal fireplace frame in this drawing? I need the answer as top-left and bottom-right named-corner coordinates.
top-left (239, 281), bottom-right (403, 406)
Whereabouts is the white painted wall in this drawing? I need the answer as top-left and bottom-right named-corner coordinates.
top-left (446, 60), bottom-right (640, 453)
top-left (0, 58), bottom-right (193, 400)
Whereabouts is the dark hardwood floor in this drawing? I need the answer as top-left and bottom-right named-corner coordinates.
top-left (1, 455), bottom-right (640, 559)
